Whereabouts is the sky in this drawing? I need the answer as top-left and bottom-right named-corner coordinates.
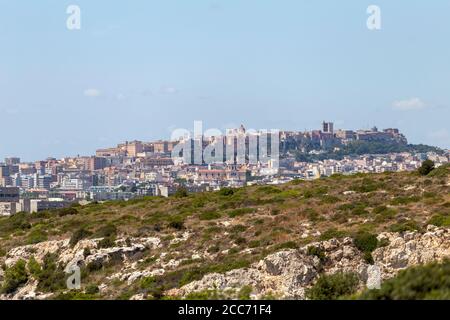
top-left (0, 0), bottom-right (449, 161)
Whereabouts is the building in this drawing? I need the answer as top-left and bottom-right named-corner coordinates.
top-left (0, 187), bottom-right (19, 216)
top-left (322, 121), bottom-right (334, 134)
top-left (0, 187), bottom-right (19, 202)
top-left (0, 165), bottom-right (10, 186)
top-left (0, 202), bottom-right (16, 216)
top-left (29, 199), bottom-right (70, 213)
top-left (5, 157), bottom-right (20, 165)
top-left (84, 156), bottom-right (107, 171)
top-left (38, 175), bottom-right (52, 190)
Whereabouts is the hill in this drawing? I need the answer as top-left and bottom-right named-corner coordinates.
top-left (0, 164), bottom-right (449, 300)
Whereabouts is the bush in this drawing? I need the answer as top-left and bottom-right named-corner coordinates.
top-left (199, 211), bottom-right (221, 221)
top-left (26, 226), bottom-right (48, 244)
top-left (389, 220), bottom-right (421, 233)
top-left (353, 232), bottom-right (378, 264)
top-left (34, 253), bottom-right (67, 292)
top-left (228, 208), bottom-right (256, 218)
top-left (57, 207), bottom-right (79, 217)
top-left (174, 187), bottom-right (188, 198)
top-left (360, 260), bottom-right (450, 300)
top-left (1, 260), bottom-right (29, 294)
top-left (319, 228), bottom-right (347, 241)
top-left (238, 286), bottom-right (253, 300)
top-left (427, 214), bottom-right (450, 227)
top-left (94, 224), bottom-right (117, 238)
top-left (418, 160), bottom-right (435, 176)
top-left (168, 219), bottom-right (184, 230)
top-left (70, 228), bottom-right (92, 247)
top-left (98, 236), bottom-right (116, 249)
top-left (353, 232), bottom-right (378, 254)
top-left (306, 272), bottom-right (359, 300)
top-left (85, 284), bottom-right (100, 295)
top-left (307, 246), bottom-right (326, 262)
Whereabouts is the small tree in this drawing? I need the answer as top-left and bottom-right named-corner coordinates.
top-left (306, 272), bottom-right (359, 300)
top-left (1, 260), bottom-right (29, 294)
top-left (418, 160), bottom-right (435, 176)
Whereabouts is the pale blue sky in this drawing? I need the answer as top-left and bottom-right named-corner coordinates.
top-left (0, 0), bottom-right (449, 161)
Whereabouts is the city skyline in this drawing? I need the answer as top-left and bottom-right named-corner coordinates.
top-left (1, 1), bottom-right (450, 161)
top-left (1, 121), bottom-right (443, 163)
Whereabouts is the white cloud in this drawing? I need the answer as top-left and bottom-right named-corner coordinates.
top-left (392, 97), bottom-right (426, 111)
top-left (83, 88), bottom-right (101, 97)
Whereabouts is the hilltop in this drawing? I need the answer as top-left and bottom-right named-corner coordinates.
top-left (0, 164), bottom-right (449, 300)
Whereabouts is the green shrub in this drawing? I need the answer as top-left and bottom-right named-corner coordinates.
top-left (353, 232), bottom-right (378, 264)
top-left (320, 195), bottom-right (341, 204)
top-left (98, 236), bottom-right (115, 249)
top-left (418, 160), bottom-right (435, 176)
top-left (274, 241), bottom-right (298, 250)
top-left (427, 214), bottom-right (450, 227)
top-left (140, 276), bottom-right (156, 290)
top-left (389, 220), bottom-right (421, 233)
top-left (307, 246), bottom-right (326, 262)
top-left (228, 208), bottom-right (256, 218)
top-left (218, 188), bottom-right (234, 196)
top-left (70, 228), bottom-right (92, 247)
top-left (231, 225), bottom-right (247, 233)
top-left (85, 284), bottom-right (100, 295)
top-left (26, 226), bottom-right (48, 244)
top-left (27, 256), bottom-right (41, 277)
top-left (94, 224), bottom-right (117, 238)
top-left (238, 286), bottom-right (253, 300)
top-left (168, 219), bottom-right (185, 230)
top-left (34, 253), bottom-right (67, 292)
top-left (185, 289), bottom-right (224, 300)
top-left (427, 163), bottom-right (450, 178)
top-left (1, 260), bottom-right (29, 294)
top-left (306, 272), bottom-right (359, 300)
top-left (390, 196), bottom-right (421, 206)
top-left (199, 211), bottom-right (221, 221)
top-left (353, 232), bottom-right (378, 254)
top-left (207, 245), bottom-right (220, 253)
top-left (174, 187), bottom-right (188, 198)
top-left (57, 207), bottom-right (79, 217)
top-left (319, 228), bottom-right (347, 241)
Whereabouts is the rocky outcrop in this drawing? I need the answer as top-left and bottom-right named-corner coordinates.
top-left (1, 226), bottom-right (449, 300)
top-left (172, 226), bottom-right (450, 299)
top-left (0, 236), bottom-right (162, 300)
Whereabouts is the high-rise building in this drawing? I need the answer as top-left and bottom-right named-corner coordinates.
top-left (0, 187), bottom-right (20, 203)
top-left (0, 165), bottom-right (11, 187)
top-left (86, 157), bottom-right (107, 172)
top-left (322, 121), bottom-right (334, 134)
top-left (0, 165), bottom-right (10, 178)
top-left (5, 157), bottom-right (20, 165)
top-left (37, 175), bottom-right (52, 190)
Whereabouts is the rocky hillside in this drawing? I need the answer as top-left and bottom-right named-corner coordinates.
top-left (0, 165), bottom-right (449, 300)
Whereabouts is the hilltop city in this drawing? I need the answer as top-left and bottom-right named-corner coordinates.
top-left (0, 122), bottom-right (448, 216)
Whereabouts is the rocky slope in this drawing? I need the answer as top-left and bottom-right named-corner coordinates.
top-left (1, 225), bottom-right (449, 300)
